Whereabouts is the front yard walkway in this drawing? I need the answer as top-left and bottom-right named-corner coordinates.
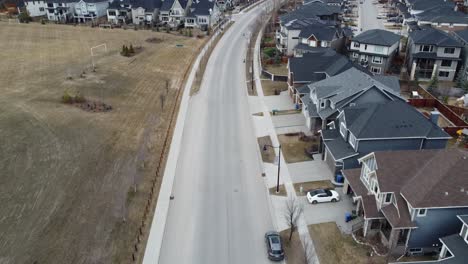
top-left (264, 91), bottom-right (296, 111)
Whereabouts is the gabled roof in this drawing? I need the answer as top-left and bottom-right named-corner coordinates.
top-left (452, 29), bottom-right (468, 44)
top-left (160, 0), bottom-right (174, 11)
top-left (344, 101), bottom-right (450, 139)
top-left (410, 26), bottom-right (462, 47)
top-left (410, 0), bottom-right (454, 11)
top-left (190, 0), bottom-right (216, 16)
top-left (352, 29), bottom-right (400, 47)
top-left (298, 23), bottom-right (340, 41)
top-left (415, 5), bottom-right (468, 25)
top-left (289, 50), bottom-right (356, 83)
top-left (132, 0), bottom-right (163, 10)
top-left (280, 1), bottom-right (341, 24)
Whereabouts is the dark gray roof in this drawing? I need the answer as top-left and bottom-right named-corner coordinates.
top-left (459, 215), bottom-right (468, 226)
top-left (452, 29), bottom-right (468, 44)
top-left (415, 5), bottom-right (468, 25)
top-left (301, 94), bottom-right (320, 118)
top-left (324, 133), bottom-right (358, 160)
top-left (132, 0), bottom-right (163, 10)
top-left (280, 2), bottom-right (341, 24)
top-left (289, 50), bottom-right (355, 83)
top-left (410, 0), bottom-right (454, 11)
top-left (410, 26), bottom-right (463, 47)
top-left (298, 24), bottom-right (340, 41)
top-left (190, 0), bottom-right (216, 16)
top-left (352, 29), bottom-right (400, 46)
top-left (344, 101), bottom-right (450, 139)
top-left (372, 75), bottom-right (401, 94)
top-left (412, 52), bottom-right (462, 60)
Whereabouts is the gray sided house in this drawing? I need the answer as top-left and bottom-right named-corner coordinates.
top-left (302, 67), bottom-right (403, 132)
top-left (130, 0), bottom-right (163, 25)
top-left (407, 26), bottom-right (463, 81)
top-left (391, 215), bottom-right (468, 264)
top-left (349, 29), bottom-right (401, 75)
top-left (107, 0), bottom-right (134, 25)
top-left (294, 22), bottom-right (347, 56)
top-left (287, 49), bottom-right (356, 105)
top-left (413, 5), bottom-right (468, 33)
top-left (185, 0), bottom-right (220, 30)
top-left (342, 149), bottom-right (468, 256)
top-left (451, 28), bottom-right (468, 81)
top-left (322, 101), bottom-right (450, 176)
top-left (159, 0), bottom-right (191, 27)
top-left (277, 2), bottom-right (341, 55)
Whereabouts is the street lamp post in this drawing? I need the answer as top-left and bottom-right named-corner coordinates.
top-left (263, 144), bottom-right (282, 193)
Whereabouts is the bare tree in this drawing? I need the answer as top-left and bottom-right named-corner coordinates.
top-left (160, 93), bottom-right (166, 110)
top-left (284, 196), bottom-right (303, 241)
top-left (301, 234), bottom-right (317, 264)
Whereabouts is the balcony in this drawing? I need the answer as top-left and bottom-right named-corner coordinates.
top-left (359, 60), bottom-right (369, 67)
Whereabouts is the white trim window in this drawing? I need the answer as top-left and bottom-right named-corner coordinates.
top-left (353, 52), bottom-right (359, 58)
top-left (417, 208), bottom-right (427, 217)
top-left (372, 56), bottom-right (383, 64)
top-left (340, 122), bottom-right (347, 139)
top-left (384, 193), bottom-right (392, 204)
top-left (370, 66), bottom-right (381, 74)
top-left (349, 133), bottom-right (357, 149)
top-left (374, 46), bottom-right (384, 53)
top-left (353, 42), bottom-right (360, 48)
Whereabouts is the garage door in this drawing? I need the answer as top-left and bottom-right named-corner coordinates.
top-left (324, 147), bottom-right (336, 175)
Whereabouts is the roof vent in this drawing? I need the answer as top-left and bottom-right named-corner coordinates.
top-left (445, 192), bottom-right (449, 196)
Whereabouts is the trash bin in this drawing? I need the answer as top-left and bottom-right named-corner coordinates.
top-left (272, 109), bottom-right (278, 115)
top-left (345, 212), bottom-right (352, 223)
top-left (295, 104), bottom-right (300, 110)
top-left (336, 174), bottom-right (344, 183)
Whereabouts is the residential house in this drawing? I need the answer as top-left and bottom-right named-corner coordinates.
top-left (24, 0), bottom-right (48, 17)
top-left (43, 0), bottom-right (77, 22)
top-left (322, 101), bottom-right (450, 175)
top-left (159, 0), bottom-right (191, 28)
top-left (391, 215), bottom-right (468, 264)
top-left (131, 0), bottom-right (163, 25)
top-left (407, 26), bottom-right (463, 81)
top-left (406, 0), bottom-right (454, 16)
top-left (342, 149), bottom-right (468, 255)
top-left (294, 22), bottom-right (347, 56)
top-left (414, 5), bottom-right (468, 33)
top-left (302, 67), bottom-right (403, 132)
top-left (287, 49), bottom-right (357, 104)
top-left (107, 0), bottom-right (134, 25)
top-left (185, 0), bottom-right (220, 30)
top-left (452, 28), bottom-right (468, 81)
top-left (73, 0), bottom-right (109, 23)
top-left (349, 29), bottom-right (401, 75)
top-left (277, 2), bottom-right (341, 55)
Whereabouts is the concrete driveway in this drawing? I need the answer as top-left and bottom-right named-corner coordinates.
top-left (288, 159), bottom-right (333, 183)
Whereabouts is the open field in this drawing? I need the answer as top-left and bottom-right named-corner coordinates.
top-left (0, 22), bottom-right (202, 264)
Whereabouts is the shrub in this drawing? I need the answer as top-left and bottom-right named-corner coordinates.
top-left (129, 44), bottom-right (134, 54)
top-left (62, 92), bottom-right (73, 104)
top-left (263, 47), bottom-right (276, 58)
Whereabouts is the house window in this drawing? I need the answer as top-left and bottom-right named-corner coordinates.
top-left (438, 71), bottom-right (450, 78)
top-left (417, 209), bottom-right (427, 217)
top-left (441, 60), bottom-right (452, 67)
top-left (419, 45), bottom-right (433, 52)
top-left (353, 42), bottom-right (360, 48)
top-left (310, 40), bottom-right (317, 47)
top-left (372, 56), bottom-right (382, 64)
top-left (370, 66), bottom-right (381, 74)
top-left (340, 122), bottom-right (347, 139)
top-left (444, 47), bottom-right (455, 54)
top-left (385, 193), bottom-right (392, 203)
top-left (353, 52), bottom-right (358, 58)
top-left (321, 41), bottom-right (328, 47)
top-left (39, 7), bottom-right (44, 11)
top-left (108, 11), bottom-right (116, 16)
top-left (320, 100), bottom-right (325, 108)
top-left (364, 44), bottom-right (368, 50)
top-left (349, 133), bottom-right (357, 149)
top-left (374, 46), bottom-right (384, 53)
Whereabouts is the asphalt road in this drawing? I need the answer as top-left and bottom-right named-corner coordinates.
top-left (359, 0), bottom-right (384, 32)
top-left (158, 3), bottom-right (276, 264)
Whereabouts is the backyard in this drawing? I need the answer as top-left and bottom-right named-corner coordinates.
top-left (0, 22), bottom-right (202, 264)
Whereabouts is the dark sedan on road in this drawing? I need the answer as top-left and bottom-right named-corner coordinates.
top-left (265, 231), bottom-right (285, 261)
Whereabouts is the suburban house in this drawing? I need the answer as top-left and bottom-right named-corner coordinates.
top-left (349, 29), bottom-right (401, 75)
top-left (302, 67), bottom-right (403, 132)
top-left (407, 26), bottom-right (463, 81)
top-left (277, 2), bottom-right (341, 55)
top-left (130, 0), bottom-right (163, 25)
top-left (159, 0), bottom-right (191, 28)
top-left (342, 149), bottom-right (468, 256)
top-left (185, 0), bottom-right (220, 30)
top-left (414, 5), bottom-right (468, 33)
top-left (322, 101), bottom-right (451, 175)
top-left (73, 0), bottom-right (109, 23)
top-left (24, 0), bottom-right (48, 17)
top-left (294, 23), bottom-right (347, 56)
top-left (288, 49), bottom-right (357, 104)
top-left (452, 28), bottom-right (468, 81)
top-left (391, 215), bottom-right (468, 264)
top-left (406, 0), bottom-right (454, 16)
top-left (107, 0), bottom-right (134, 25)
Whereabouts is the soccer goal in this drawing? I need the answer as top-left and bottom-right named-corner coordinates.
top-left (90, 44), bottom-right (108, 69)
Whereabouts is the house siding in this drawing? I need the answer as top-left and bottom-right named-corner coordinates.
top-left (408, 207), bottom-right (468, 251)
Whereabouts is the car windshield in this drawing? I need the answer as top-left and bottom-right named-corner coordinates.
top-left (325, 190), bottom-right (332, 196)
top-left (270, 236), bottom-right (280, 244)
top-left (272, 250), bottom-right (283, 255)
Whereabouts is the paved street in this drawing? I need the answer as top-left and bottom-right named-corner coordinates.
top-left (156, 3), bottom-right (277, 264)
top-left (359, 0), bottom-right (384, 32)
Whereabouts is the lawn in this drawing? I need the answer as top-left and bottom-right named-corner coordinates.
top-left (258, 136), bottom-right (275, 163)
top-left (0, 22), bottom-right (202, 264)
top-left (261, 80), bottom-right (288, 96)
top-left (278, 134), bottom-right (318, 163)
top-left (264, 63), bottom-right (289, 75)
top-left (280, 228), bottom-right (307, 264)
top-left (308, 222), bottom-right (388, 264)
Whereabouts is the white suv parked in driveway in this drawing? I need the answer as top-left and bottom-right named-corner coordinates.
top-left (306, 189), bottom-right (340, 204)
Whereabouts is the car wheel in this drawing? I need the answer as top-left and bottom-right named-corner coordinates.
top-left (331, 198), bottom-right (337, 203)
top-left (312, 200), bottom-right (318, 204)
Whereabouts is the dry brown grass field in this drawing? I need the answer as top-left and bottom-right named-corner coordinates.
top-left (0, 22), bottom-right (202, 264)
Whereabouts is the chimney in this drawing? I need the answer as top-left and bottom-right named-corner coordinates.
top-left (429, 111), bottom-right (440, 126)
